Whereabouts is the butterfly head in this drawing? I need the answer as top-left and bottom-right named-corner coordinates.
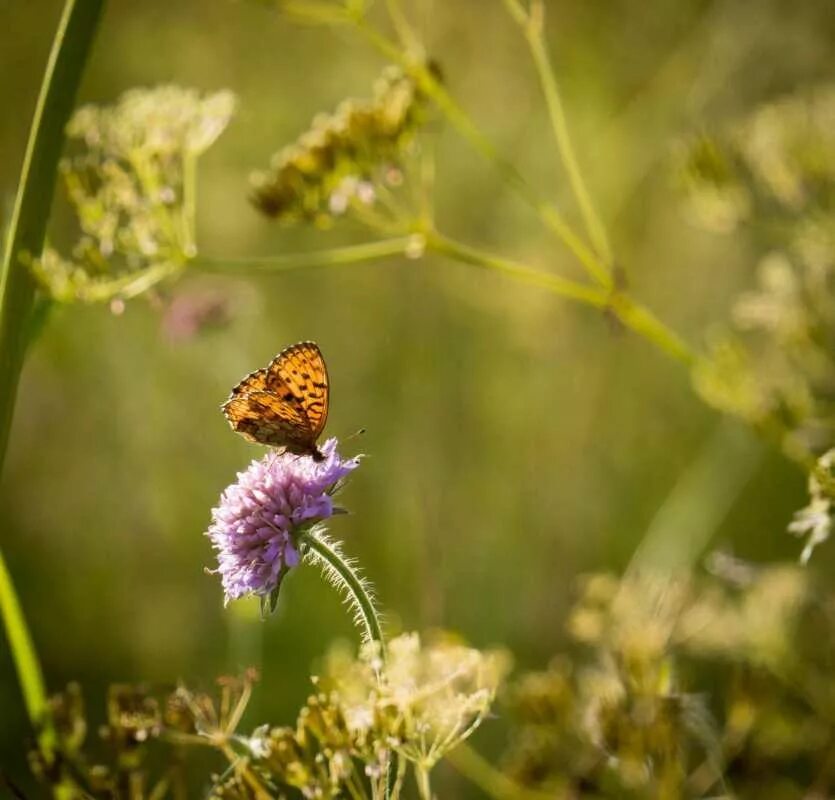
top-left (285, 441), bottom-right (326, 462)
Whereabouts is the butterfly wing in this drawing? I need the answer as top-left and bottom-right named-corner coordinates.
top-left (222, 342), bottom-right (329, 455)
top-left (222, 391), bottom-right (314, 450)
top-left (229, 368), bottom-right (270, 396)
top-left (267, 341), bottom-right (329, 438)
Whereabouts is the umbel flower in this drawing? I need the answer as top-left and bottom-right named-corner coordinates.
top-left (250, 65), bottom-right (427, 225)
top-left (232, 633), bottom-right (510, 799)
top-left (319, 632), bottom-right (511, 770)
top-left (207, 438), bottom-right (359, 612)
top-left (789, 448), bottom-right (835, 563)
top-left (33, 85), bottom-right (236, 304)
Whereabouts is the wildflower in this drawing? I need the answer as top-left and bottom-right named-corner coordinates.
top-left (206, 439), bottom-right (359, 611)
top-left (679, 86), bottom-right (835, 473)
top-left (321, 632), bottom-right (511, 769)
top-left (33, 86), bottom-right (236, 304)
top-left (788, 449), bottom-right (835, 563)
top-left (101, 684), bottom-right (162, 748)
top-left (677, 134), bottom-right (751, 233)
top-left (236, 633), bottom-right (508, 797)
top-left (250, 66), bottom-right (427, 224)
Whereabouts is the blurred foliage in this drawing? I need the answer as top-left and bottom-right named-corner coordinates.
top-left (32, 86), bottom-right (235, 304)
top-left (680, 86), bottom-right (835, 560)
top-left (26, 564), bottom-right (835, 798)
top-left (684, 89), bottom-right (835, 456)
top-left (3, 0), bottom-right (835, 797)
top-left (28, 634), bottom-right (507, 799)
top-left (250, 65), bottom-right (428, 225)
top-left (500, 560), bottom-right (835, 798)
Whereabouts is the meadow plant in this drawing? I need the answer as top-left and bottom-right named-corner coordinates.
top-left (250, 65), bottom-right (428, 226)
top-left (33, 86), bottom-right (236, 304)
top-left (26, 637), bottom-right (507, 800)
top-left (499, 562), bottom-right (835, 798)
top-left (206, 438), bottom-right (360, 614)
top-left (4, 1), bottom-right (835, 798)
top-left (681, 86), bottom-right (835, 559)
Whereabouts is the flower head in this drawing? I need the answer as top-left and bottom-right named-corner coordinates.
top-left (250, 65), bottom-right (426, 225)
top-left (320, 632), bottom-right (511, 768)
top-left (33, 85), bottom-right (236, 304)
top-left (788, 448), bottom-right (835, 563)
top-left (207, 438), bottom-right (359, 608)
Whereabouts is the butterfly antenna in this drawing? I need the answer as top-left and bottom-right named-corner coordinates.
top-left (343, 427), bottom-right (367, 443)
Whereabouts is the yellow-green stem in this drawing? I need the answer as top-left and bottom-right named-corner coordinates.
top-left (350, 17), bottom-right (611, 288)
top-left (447, 743), bottom-right (561, 800)
top-left (182, 153), bottom-right (198, 257)
top-left (193, 236), bottom-right (416, 275)
top-left (426, 230), bottom-right (607, 308)
top-left (0, 0), bottom-right (105, 768)
top-left (415, 765), bottom-right (433, 800)
top-left (0, 0), bottom-right (104, 474)
top-left (610, 293), bottom-right (695, 366)
top-left (384, 0), bottom-right (422, 55)
top-left (505, 0), bottom-right (613, 266)
top-left (0, 549), bottom-right (51, 749)
top-left (300, 531), bottom-right (386, 660)
top-left (426, 230), bottom-right (694, 365)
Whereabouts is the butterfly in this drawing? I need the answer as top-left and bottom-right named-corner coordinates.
top-left (222, 341), bottom-right (329, 461)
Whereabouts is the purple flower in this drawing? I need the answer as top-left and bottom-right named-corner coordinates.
top-left (207, 438), bottom-right (359, 607)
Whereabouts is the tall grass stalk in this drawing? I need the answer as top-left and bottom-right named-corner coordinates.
top-left (0, 0), bottom-right (105, 763)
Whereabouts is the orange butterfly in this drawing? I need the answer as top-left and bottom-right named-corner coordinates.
top-left (222, 341), bottom-right (329, 461)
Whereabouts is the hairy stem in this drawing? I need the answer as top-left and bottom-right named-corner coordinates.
top-left (0, 0), bottom-right (104, 765)
top-left (299, 529), bottom-right (386, 658)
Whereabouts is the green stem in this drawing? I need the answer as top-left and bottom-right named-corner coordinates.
top-left (390, 754), bottom-right (408, 800)
top-left (505, 0), bottom-right (613, 266)
top-left (425, 230), bottom-right (607, 308)
top-left (384, 0), bottom-right (422, 55)
top-left (610, 292), bottom-right (695, 366)
top-left (447, 742), bottom-right (565, 800)
top-left (299, 530), bottom-right (386, 659)
top-left (73, 260), bottom-right (184, 302)
top-left (182, 153), bottom-right (198, 258)
top-left (414, 765), bottom-right (432, 800)
top-left (192, 236), bottom-right (417, 275)
top-left (626, 420), bottom-right (763, 575)
top-left (0, 0), bottom-right (104, 765)
top-left (426, 230), bottom-right (695, 365)
top-left (198, 229), bottom-right (692, 365)
top-left (0, 549), bottom-right (52, 749)
top-left (0, 0), bottom-right (104, 474)
top-left (299, 528), bottom-right (394, 800)
top-left (350, 18), bottom-right (610, 288)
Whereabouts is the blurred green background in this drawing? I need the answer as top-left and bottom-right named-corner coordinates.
top-left (2, 0), bottom-right (834, 792)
